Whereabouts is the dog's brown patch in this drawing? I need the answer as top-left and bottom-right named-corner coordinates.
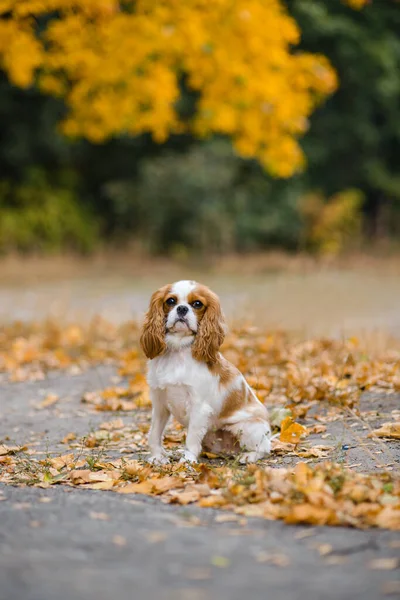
top-left (202, 429), bottom-right (239, 454)
top-left (209, 355), bottom-right (238, 387)
top-left (191, 284), bottom-right (226, 365)
top-left (140, 284), bottom-right (171, 359)
top-left (218, 383), bottom-right (246, 420)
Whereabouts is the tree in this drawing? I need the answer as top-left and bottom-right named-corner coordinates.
top-left (289, 0), bottom-right (400, 235)
top-left (0, 0), bottom-right (340, 177)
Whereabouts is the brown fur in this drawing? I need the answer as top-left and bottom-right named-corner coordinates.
top-left (218, 386), bottom-right (246, 420)
top-left (219, 376), bottom-right (267, 421)
top-left (191, 285), bottom-right (226, 365)
top-left (141, 282), bottom-right (226, 363)
top-left (202, 429), bottom-right (239, 455)
top-left (209, 355), bottom-right (238, 386)
top-left (140, 284), bottom-right (171, 359)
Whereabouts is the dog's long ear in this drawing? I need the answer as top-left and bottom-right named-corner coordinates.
top-left (140, 286), bottom-right (169, 359)
top-left (192, 290), bottom-right (226, 364)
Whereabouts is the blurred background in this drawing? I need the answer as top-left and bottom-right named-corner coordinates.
top-left (0, 0), bottom-right (399, 335)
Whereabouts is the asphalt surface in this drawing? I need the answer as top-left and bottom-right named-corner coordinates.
top-left (1, 484), bottom-right (399, 600)
top-left (0, 367), bottom-right (399, 600)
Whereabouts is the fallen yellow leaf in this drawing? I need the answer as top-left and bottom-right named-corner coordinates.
top-left (0, 444), bottom-right (23, 456)
top-left (280, 416), bottom-right (308, 444)
top-left (61, 432), bottom-right (77, 444)
top-left (70, 469), bottom-right (92, 484)
top-left (199, 495), bottom-right (227, 508)
top-left (118, 481), bottom-right (153, 494)
top-left (87, 481), bottom-right (115, 490)
top-left (285, 503), bottom-right (338, 526)
top-left (151, 476), bottom-right (185, 494)
top-left (39, 394), bottom-right (59, 408)
top-left (166, 489), bottom-right (200, 505)
top-left (48, 454), bottom-right (75, 470)
top-left (369, 422), bottom-right (400, 440)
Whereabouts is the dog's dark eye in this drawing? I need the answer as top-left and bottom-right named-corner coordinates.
top-left (166, 297), bottom-right (176, 306)
top-left (192, 300), bottom-right (203, 309)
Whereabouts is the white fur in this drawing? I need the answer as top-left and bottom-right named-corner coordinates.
top-left (224, 419), bottom-right (271, 463)
top-left (145, 280), bottom-right (271, 464)
top-left (170, 279), bottom-right (197, 300)
top-left (165, 280), bottom-right (198, 334)
top-left (149, 348), bottom-right (224, 411)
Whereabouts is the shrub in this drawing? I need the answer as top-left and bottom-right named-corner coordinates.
top-left (104, 140), bottom-right (303, 255)
top-left (299, 189), bottom-right (364, 255)
top-left (0, 169), bottom-right (98, 254)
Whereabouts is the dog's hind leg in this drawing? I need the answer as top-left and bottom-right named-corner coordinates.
top-left (224, 418), bottom-right (271, 463)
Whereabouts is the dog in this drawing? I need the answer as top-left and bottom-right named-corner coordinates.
top-left (140, 280), bottom-right (271, 464)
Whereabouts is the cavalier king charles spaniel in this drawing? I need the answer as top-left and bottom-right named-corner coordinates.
top-left (140, 280), bottom-right (271, 464)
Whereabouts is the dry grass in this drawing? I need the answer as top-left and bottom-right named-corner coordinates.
top-left (2, 250), bottom-right (400, 286)
top-left (1, 252), bottom-right (400, 339)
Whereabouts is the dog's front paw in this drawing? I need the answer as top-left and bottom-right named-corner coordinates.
top-left (148, 453), bottom-right (170, 466)
top-left (179, 450), bottom-right (198, 464)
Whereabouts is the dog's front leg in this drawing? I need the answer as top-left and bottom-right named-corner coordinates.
top-left (181, 403), bottom-right (212, 463)
top-left (148, 388), bottom-right (170, 464)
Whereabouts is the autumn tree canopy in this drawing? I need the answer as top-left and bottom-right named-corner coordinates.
top-left (0, 0), bottom-right (353, 176)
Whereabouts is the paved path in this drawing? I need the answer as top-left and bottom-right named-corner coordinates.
top-left (1, 483), bottom-right (399, 600)
top-left (1, 367), bottom-right (399, 600)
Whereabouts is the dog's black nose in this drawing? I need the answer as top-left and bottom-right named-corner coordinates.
top-left (177, 305), bottom-right (189, 317)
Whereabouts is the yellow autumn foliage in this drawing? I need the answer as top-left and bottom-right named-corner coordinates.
top-left (344, 0), bottom-right (370, 9)
top-left (299, 189), bottom-right (364, 255)
top-left (0, 1), bottom-right (366, 176)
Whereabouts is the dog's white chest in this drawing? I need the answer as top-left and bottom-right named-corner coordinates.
top-left (148, 347), bottom-right (213, 389)
top-left (147, 348), bottom-right (223, 427)
top-left (164, 385), bottom-right (193, 427)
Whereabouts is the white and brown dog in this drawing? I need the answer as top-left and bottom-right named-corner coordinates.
top-left (140, 280), bottom-right (271, 464)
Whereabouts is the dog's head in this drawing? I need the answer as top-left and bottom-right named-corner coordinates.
top-left (140, 280), bottom-right (226, 363)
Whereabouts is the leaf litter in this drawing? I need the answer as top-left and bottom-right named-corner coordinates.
top-left (0, 319), bottom-right (399, 531)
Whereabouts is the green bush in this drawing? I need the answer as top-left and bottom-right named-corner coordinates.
top-left (104, 140), bottom-right (303, 255)
top-left (0, 169), bottom-right (98, 254)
